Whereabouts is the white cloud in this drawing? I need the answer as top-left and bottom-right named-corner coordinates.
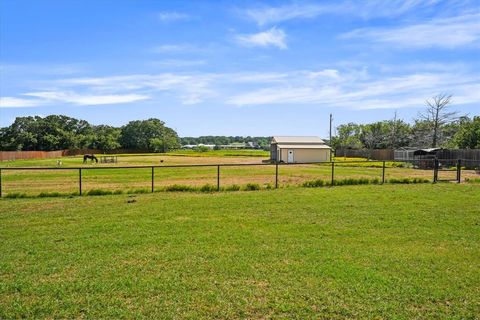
top-left (149, 59), bottom-right (207, 68)
top-left (158, 11), bottom-right (189, 22)
top-left (341, 13), bottom-right (480, 48)
top-left (3, 67), bottom-right (479, 110)
top-left (243, 0), bottom-right (448, 25)
top-left (226, 70), bottom-right (480, 110)
top-left (151, 44), bottom-right (189, 53)
top-left (23, 91), bottom-right (149, 105)
top-left (0, 97), bottom-right (44, 108)
top-left (235, 27), bottom-right (287, 49)
top-left (244, 3), bottom-right (335, 26)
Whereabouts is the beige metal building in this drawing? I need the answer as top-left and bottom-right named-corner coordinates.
top-left (270, 136), bottom-right (331, 163)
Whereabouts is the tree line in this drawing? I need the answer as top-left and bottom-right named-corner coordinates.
top-left (1, 95), bottom-right (478, 152)
top-left (0, 115), bottom-right (180, 152)
top-left (332, 94), bottom-right (480, 150)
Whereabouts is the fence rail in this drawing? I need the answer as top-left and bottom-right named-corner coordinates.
top-left (0, 159), bottom-right (479, 198)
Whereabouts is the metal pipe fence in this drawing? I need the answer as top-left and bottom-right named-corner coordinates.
top-left (0, 159), bottom-right (479, 198)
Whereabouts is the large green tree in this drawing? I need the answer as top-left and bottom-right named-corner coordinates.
top-left (454, 116), bottom-right (480, 149)
top-left (119, 119), bottom-right (179, 152)
top-left (0, 115), bottom-right (94, 151)
top-left (91, 125), bottom-right (121, 151)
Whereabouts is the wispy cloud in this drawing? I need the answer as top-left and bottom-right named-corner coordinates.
top-left (226, 69), bottom-right (480, 110)
top-left (342, 13), bottom-right (480, 48)
top-left (242, 0), bottom-right (448, 25)
top-left (151, 44), bottom-right (190, 53)
top-left (2, 67), bottom-right (479, 110)
top-left (0, 97), bottom-right (44, 108)
top-left (235, 27), bottom-right (287, 49)
top-left (51, 73), bottom-right (218, 105)
top-left (23, 91), bottom-right (149, 105)
top-left (149, 59), bottom-right (207, 68)
top-left (244, 3), bottom-right (336, 26)
top-left (158, 11), bottom-right (189, 23)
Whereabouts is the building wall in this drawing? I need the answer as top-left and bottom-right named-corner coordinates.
top-left (278, 148), bottom-right (330, 163)
top-left (270, 144), bottom-right (277, 161)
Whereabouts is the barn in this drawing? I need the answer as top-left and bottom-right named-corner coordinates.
top-left (270, 136), bottom-right (331, 163)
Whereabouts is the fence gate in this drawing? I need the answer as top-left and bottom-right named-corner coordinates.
top-left (434, 159), bottom-right (461, 183)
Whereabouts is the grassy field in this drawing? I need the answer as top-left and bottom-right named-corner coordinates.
top-left (1, 184), bottom-right (479, 318)
top-left (2, 151), bottom-right (479, 197)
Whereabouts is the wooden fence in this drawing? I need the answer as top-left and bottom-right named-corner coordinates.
top-left (0, 149), bottom-right (150, 161)
top-left (0, 150), bottom-right (68, 161)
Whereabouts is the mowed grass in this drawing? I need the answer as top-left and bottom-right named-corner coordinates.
top-left (1, 184), bottom-right (479, 318)
top-left (1, 152), bottom-right (479, 196)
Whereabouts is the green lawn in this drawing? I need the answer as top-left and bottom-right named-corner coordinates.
top-left (4, 152), bottom-right (476, 197)
top-left (1, 184), bottom-right (479, 318)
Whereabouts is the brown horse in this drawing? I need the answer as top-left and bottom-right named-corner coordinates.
top-left (83, 154), bottom-right (98, 163)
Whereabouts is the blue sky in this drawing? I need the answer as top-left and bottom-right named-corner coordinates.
top-left (0, 0), bottom-right (479, 137)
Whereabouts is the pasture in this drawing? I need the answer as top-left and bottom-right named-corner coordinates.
top-left (1, 184), bottom-right (479, 318)
top-left (1, 151), bottom-right (478, 197)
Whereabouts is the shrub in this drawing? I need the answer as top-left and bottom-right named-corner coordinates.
top-left (193, 145), bottom-right (210, 152)
top-left (38, 192), bottom-right (62, 198)
top-left (200, 184), bottom-right (217, 192)
top-left (243, 183), bottom-right (260, 191)
top-left (86, 189), bottom-right (113, 196)
top-left (302, 179), bottom-right (325, 188)
top-left (132, 188), bottom-right (149, 194)
top-left (388, 178), bottom-right (430, 184)
top-left (164, 184), bottom-right (195, 192)
top-left (5, 192), bottom-right (28, 199)
top-left (225, 184), bottom-right (241, 191)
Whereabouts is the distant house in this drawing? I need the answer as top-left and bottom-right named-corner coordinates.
top-left (270, 136), bottom-right (331, 163)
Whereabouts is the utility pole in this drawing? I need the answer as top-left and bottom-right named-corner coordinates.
top-left (329, 113), bottom-right (333, 161)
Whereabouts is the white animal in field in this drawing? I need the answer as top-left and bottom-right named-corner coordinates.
top-left (56, 160), bottom-right (63, 166)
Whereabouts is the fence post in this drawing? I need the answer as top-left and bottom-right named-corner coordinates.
top-left (79, 168), bottom-right (82, 195)
top-left (331, 161), bottom-right (335, 186)
top-left (433, 159), bottom-right (438, 183)
top-left (275, 162), bottom-right (278, 189)
top-left (457, 159), bottom-right (461, 183)
top-left (151, 166), bottom-right (155, 192)
top-left (382, 161), bottom-right (386, 184)
top-left (0, 168), bottom-right (2, 198)
top-left (217, 165), bottom-right (220, 191)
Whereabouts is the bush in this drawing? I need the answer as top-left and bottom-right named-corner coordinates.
top-left (388, 178), bottom-right (430, 184)
top-left (86, 189), bottom-right (113, 196)
top-left (200, 184), bottom-right (217, 192)
top-left (133, 188), bottom-right (149, 194)
top-left (5, 192), bottom-right (28, 199)
top-left (38, 192), bottom-right (63, 198)
top-left (194, 145), bottom-right (210, 152)
top-left (302, 179), bottom-right (325, 188)
top-left (243, 183), bottom-right (261, 191)
top-left (303, 177), bottom-right (384, 188)
top-left (164, 184), bottom-right (195, 192)
top-left (225, 184), bottom-right (241, 191)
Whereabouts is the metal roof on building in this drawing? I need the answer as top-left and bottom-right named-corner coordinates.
top-left (272, 136), bottom-right (326, 144)
top-left (276, 144), bottom-right (331, 149)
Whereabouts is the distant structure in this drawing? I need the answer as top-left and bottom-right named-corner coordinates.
top-left (181, 142), bottom-right (261, 150)
top-left (181, 144), bottom-right (215, 150)
top-left (270, 136), bottom-right (331, 163)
